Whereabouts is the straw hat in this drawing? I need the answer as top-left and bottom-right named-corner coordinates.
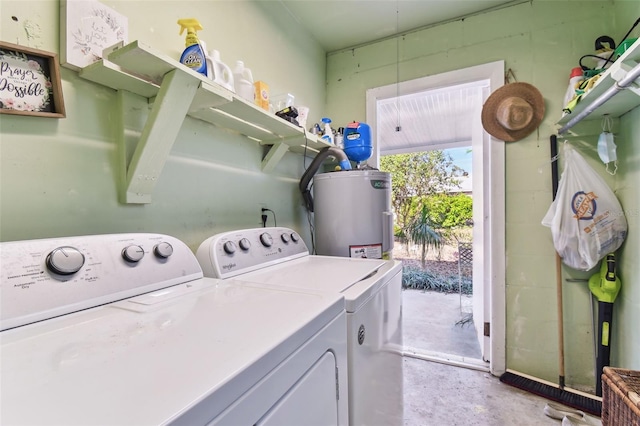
top-left (481, 82), bottom-right (545, 142)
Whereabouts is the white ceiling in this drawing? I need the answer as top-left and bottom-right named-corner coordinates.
top-left (278, 0), bottom-right (522, 52)
top-left (377, 81), bottom-right (486, 155)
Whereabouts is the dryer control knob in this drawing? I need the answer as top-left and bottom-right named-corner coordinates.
top-left (122, 245), bottom-right (145, 263)
top-left (154, 242), bottom-right (174, 258)
top-left (223, 241), bottom-right (237, 254)
top-left (260, 233), bottom-right (273, 247)
top-left (290, 232), bottom-right (300, 243)
top-left (280, 233), bottom-right (290, 243)
top-left (46, 246), bottom-right (85, 275)
top-left (238, 238), bottom-right (251, 251)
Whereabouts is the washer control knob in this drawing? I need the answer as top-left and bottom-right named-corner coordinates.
top-left (223, 241), bottom-right (237, 254)
top-left (291, 232), bottom-right (300, 243)
top-left (260, 233), bottom-right (273, 247)
top-left (122, 245), bottom-right (145, 263)
top-left (154, 242), bottom-right (174, 258)
top-left (238, 238), bottom-right (251, 251)
top-left (46, 246), bottom-right (85, 275)
top-left (280, 233), bottom-right (290, 243)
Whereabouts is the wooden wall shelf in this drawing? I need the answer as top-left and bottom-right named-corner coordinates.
top-left (79, 41), bottom-right (328, 203)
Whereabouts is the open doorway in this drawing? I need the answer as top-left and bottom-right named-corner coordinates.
top-left (381, 146), bottom-right (481, 367)
top-left (366, 61), bottom-right (506, 375)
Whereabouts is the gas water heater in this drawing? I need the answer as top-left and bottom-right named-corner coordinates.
top-left (299, 122), bottom-right (394, 259)
top-left (314, 170), bottom-right (393, 259)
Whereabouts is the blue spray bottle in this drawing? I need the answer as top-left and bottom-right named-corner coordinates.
top-left (177, 18), bottom-right (207, 76)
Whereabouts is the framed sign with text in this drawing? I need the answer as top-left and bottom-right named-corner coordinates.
top-left (0, 42), bottom-right (66, 118)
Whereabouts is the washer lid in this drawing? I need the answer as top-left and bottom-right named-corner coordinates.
top-left (0, 278), bottom-right (344, 426)
top-left (238, 256), bottom-right (402, 312)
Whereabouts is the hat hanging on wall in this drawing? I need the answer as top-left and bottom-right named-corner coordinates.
top-left (481, 82), bottom-right (545, 142)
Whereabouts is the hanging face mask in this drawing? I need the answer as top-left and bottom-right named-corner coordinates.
top-left (597, 131), bottom-right (617, 175)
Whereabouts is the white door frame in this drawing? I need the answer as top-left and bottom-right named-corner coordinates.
top-left (365, 61), bottom-right (506, 376)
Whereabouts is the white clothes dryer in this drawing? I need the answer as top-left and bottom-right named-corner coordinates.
top-left (196, 227), bottom-right (404, 426)
top-left (1, 233), bottom-right (348, 425)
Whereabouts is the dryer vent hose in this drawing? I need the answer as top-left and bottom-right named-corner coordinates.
top-left (299, 146), bottom-right (352, 213)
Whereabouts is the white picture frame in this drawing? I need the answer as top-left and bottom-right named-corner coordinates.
top-left (60, 0), bottom-right (128, 71)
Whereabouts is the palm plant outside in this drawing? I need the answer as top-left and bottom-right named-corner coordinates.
top-left (380, 150), bottom-right (468, 250)
top-left (382, 150), bottom-right (473, 292)
top-left (379, 151), bottom-right (464, 235)
top-left (407, 204), bottom-right (443, 268)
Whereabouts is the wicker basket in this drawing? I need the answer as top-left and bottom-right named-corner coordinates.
top-left (602, 367), bottom-right (640, 426)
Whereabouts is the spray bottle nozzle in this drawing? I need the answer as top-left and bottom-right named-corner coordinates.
top-left (177, 18), bottom-right (203, 35)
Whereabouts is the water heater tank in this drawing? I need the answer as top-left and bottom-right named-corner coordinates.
top-left (313, 170), bottom-right (393, 259)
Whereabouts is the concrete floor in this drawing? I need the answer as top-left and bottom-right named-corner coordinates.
top-left (401, 290), bottom-right (601, 426)
top-left (403, 358), bottom-right (571, 426)
top-left (402, 290), bottom-right (481, 361)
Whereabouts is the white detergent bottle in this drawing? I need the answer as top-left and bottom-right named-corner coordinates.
top-left (210, 50), bottom-right (235, 92)
top-left (233, 60), bottom-right (254, 102)
top-left (200, 40), bottom-right (214, 80)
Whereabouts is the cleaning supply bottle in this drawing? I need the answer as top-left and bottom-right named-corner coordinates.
top-left (209, 49), bottom-right (235, 92)
top-left (321, 117), bottom-right (334, 145)
top-left (177, 18), bottom-right (207, 76)
top-left (233, 60), bottom-right (254, 102)
top-left (335, 127), bottom-right (344, 149)
top-left (199, 40), bottom-right (215, 80)
top-left (562, 67), bottom-right (584, 113)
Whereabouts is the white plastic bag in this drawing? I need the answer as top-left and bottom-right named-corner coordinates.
top-left (542, 144), bottom-right (627, 270)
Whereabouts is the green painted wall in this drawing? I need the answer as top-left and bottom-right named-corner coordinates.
top-left (614, 106), bottom-right (640, 369)
top-left (0, 0), bottom-right (326, 251)
top-left (612, 1), bottom-right (640, 372)
top-left (1, 0), bottom-right (637, 396)
top-left (326, 0), bottom-right (639, 390)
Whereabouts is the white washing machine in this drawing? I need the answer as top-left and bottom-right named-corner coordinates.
top-left (1, 233), bottom-right (349, 425)
top-left (196, 227), bottom-right (404, 426)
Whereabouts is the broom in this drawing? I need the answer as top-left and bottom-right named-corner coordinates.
top-left (499, 134), bottom-right (602, 416)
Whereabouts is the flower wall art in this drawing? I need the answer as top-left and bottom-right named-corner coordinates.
top-left (60, 0), bottom-right (128, 70)
top-left (0, 41), bottom-right (65, 118)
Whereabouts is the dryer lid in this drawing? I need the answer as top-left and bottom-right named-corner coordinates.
top-left (238, 256), bottom-right (401, 312)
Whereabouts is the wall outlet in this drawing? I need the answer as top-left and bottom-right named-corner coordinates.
top-left (259, 204), bottom-right (268, 226)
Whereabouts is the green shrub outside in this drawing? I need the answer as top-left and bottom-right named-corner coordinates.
top-left (402, 266), bottom-right (472, 294)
